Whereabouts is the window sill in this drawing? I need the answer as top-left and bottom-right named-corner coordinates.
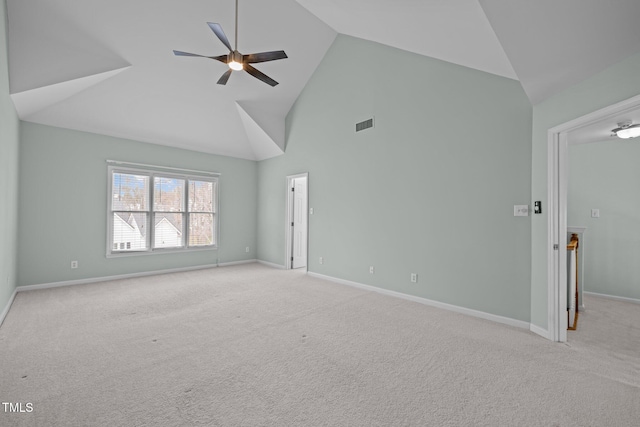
top-left (106, 245), bottom-right (218, 258)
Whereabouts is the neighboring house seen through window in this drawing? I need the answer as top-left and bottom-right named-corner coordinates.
top-left (108, 165), bottom-right (218, 255)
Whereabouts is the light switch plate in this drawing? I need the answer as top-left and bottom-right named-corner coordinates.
top-left (591, 209), bottom-right (600, 218)
top-left (514, 205), bottom-right (529, 216)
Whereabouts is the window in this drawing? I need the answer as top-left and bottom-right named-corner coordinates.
top-left (108, 165), bottom-right (218, 256)
top-left (153, 176), bottom-right (185, 249)
top-left (111, 172), bottom-right (150, 252)
top-left (188, 180), bottom-right (216, 246)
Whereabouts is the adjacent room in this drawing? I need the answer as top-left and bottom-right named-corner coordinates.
top-left (1, 0), bottom-right (639, 425)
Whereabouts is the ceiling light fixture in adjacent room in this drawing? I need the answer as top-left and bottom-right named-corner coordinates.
top-left (611, 120), bottom-right (640, 139)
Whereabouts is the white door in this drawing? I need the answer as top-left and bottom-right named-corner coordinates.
top-left (292, 177), bottom-right (308, 269)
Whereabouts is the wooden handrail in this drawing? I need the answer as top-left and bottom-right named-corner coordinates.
top-left (567, 233), bottom-right (580, 331)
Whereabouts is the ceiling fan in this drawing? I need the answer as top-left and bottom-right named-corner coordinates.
top-left (173, 0), bottom-right (287, 87)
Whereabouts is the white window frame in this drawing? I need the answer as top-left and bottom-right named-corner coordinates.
top-left (107, 164), bottom-right (219, 257)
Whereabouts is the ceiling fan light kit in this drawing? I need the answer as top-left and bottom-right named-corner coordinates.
top-left (172, 0), bottom-right (287, 86)
top-left (611, 120), bottom-right (640, 139)
top-left (228, 51), bottom-right (244, 71)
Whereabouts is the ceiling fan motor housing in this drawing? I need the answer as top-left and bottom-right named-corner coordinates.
top-left (230, 50), bottom-right (243, 65)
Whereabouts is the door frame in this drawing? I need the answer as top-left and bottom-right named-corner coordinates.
top-left (547, 93), bottom-right (640, 342)
top-left (285, 173), bottom-right (309, 270)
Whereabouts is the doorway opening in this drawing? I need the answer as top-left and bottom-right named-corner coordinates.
top-left (547, 93), bottom-right (640, 342)
top-left (285, 173), bottom-right (309, 270)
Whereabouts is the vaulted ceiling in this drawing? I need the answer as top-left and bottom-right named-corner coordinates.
top-left (7, 0), bottom-right (640, 159)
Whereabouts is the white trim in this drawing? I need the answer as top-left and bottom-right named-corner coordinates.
top-left (16, 264), bottom-right (219, 292)
top-left (105, 245), bottom-right (218, 259)
top-left (547, 92), bottom-right (640, 343)
top-left (257, 260), bottom-right (286, 269)
top-left (547, 130), bottom-right (559, 341)
top-left (584, 291), bottom-right (640, 305)
top-left (106, 159), bottom-right (221, 177)
top-left (558, 132), bottom-right (569, 342)
top-left (218, 259), bottom-right (257, 267)
top-left (307, 272), bottom-right (530, 330)
top-left (529, 323), bottom-right (550, 340)
top-left (547, 130), bottom-right (569, 343)
top-left (0, 289), bottom-right (18, 327)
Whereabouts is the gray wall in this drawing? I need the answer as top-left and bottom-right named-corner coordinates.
top-left (17, 123), bottom-right (258, 286)
top-left (0, 0), bottom-right (20, 313)
top-left (258, 35), bottom-right (533, 322)
top-left (531, 51), bottom-right (640, 330)
top-left (568, 140), bottom-right (640, 300)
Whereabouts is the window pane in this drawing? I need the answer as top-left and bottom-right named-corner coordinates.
top-left (154, 177), bottom-right (184, 212)
top-left (112, 173), bottom-right (149, 211)
top-left (189, 213), bottom-right (214, 246)
top-left (112, 212), bottom-right (148, 251)
top-left (154, 213), bottom-right (183, 248)
top-left (188, 180), bottom-right (214, 212)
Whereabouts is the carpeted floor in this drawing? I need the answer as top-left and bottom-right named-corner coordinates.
top-left (0, 263), bottom-right (638, 426)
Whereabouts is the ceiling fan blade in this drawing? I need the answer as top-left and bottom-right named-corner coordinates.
top-left (207, 22), bottom-right (232, 52)
top-left (244, 64), bottom-right (278, 87)
top-left (217, 69), bottom-right (233, 85)
top-left (212, 54), bottom-right (228, 64)
top-left (243, 50), bottom-right (288, 64)
top-left (173, 50), bottom-right (208, 58)
top-left (173, 51), bottom-right (228, 65)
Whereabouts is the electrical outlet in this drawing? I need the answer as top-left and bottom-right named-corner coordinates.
top-left (71, 260), bottom-right (78, 269)
top-left (369, 266), bottom-right (375, 274)
top-left (309, 208), bottom-right (314, 215)
top-left (319, 257), bottom-right (323, 265)
top-left (245, 247), bottom-right (250, 253)
top-left (410, 273), bottom-right (417, 283)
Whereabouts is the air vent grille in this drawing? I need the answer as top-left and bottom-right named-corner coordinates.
top-left (356, 118), bottom-right (374, 132)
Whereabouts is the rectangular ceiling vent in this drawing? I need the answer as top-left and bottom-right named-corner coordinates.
top-left (355, 118), bottom-right (374, 133)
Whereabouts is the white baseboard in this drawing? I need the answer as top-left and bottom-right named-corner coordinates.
top-left (0, 289), bottom-right (17, 327)
top-left (218, 259), bottom-right (257, 267)
top-left (307, 272), bottom-right (530, 330)
top-left (529, 323), bottom-right (550, 340)
top-left (17, 263), bottom-right (219, 292)
top-left (584, 291), bottom-right (640, 305)
top-left (257, 260), bottom-right (285, 269)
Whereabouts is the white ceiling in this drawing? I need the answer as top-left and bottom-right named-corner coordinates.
top-left (294, 0), bottom-right (518, 80)
top-left (7, 0), bottom-right (640, 158)
top-left (7, 0), bottom-right (336, 160)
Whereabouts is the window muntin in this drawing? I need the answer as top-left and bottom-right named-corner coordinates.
top-left (108, 167), bottom-right (217, 256)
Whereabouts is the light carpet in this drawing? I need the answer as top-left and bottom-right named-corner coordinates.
top-left (0, 263), bottom-right (638, 426)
